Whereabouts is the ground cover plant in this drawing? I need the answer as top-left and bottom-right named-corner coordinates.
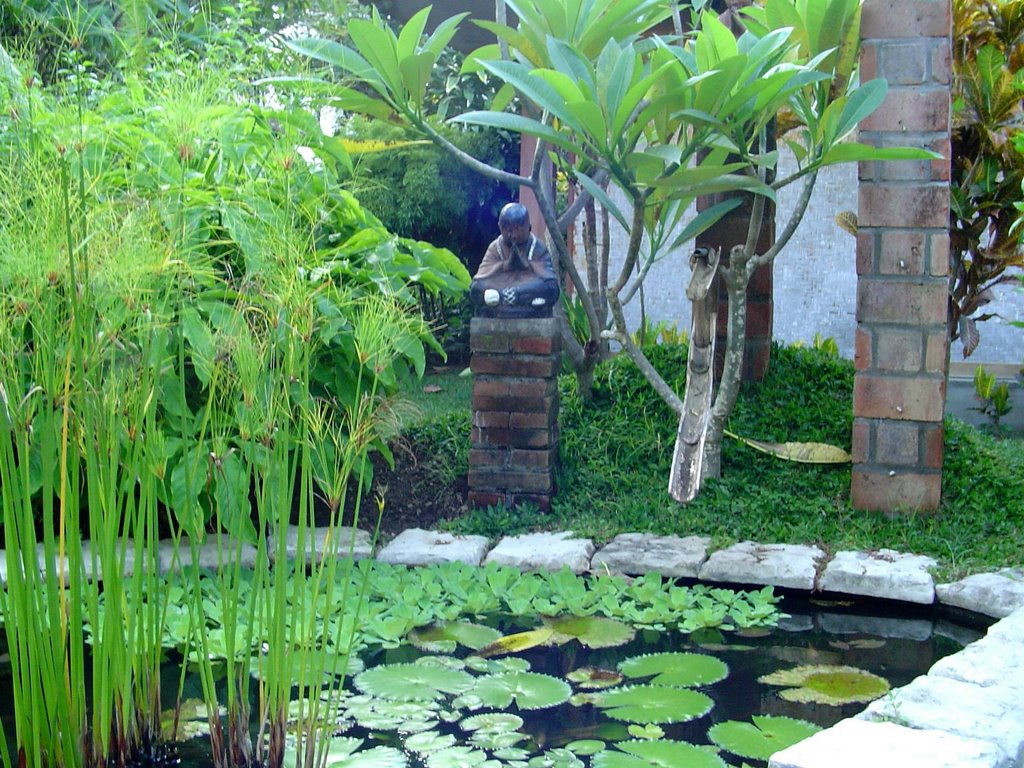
top-left (396, 342), bottom-right (1024, 580)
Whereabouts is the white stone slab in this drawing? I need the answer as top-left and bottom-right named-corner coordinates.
top-left (698, 541), bottom-right (825, 590)
top-left (936, 569), bottom-right (1024, 618)
top-left (160, 535), bottom-right (260, 573)
top-left (929, 633), bottom-right (1024, 691)
top-left (819, 549), bottom-right (937, 604)
top-left (859, 675), bottom-right (1024, 761)
top-left (484, 531), bottom-right (595, 573)
top-left (769, 718), bottom-right (1012, 768)
top-left (986, 605), bottom-right (1024, 642)
top-left (268, 525), bottom-right (373, 563)
top-left (377, 528), bottom-right (490, 566)
top-left (590, 533), bottom-right (711, 577)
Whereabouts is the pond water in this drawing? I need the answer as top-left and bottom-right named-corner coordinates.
top-left (158, 592), bottom-right (988, 767)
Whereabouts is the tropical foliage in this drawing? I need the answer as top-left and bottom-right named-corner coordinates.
top-left (283, 0), bottom-right (932, 494)
top-left (950, 0), bottom-right (1024, 356)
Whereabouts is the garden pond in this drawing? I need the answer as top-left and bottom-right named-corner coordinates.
top-left (1, 567), bottom-right (982, 768)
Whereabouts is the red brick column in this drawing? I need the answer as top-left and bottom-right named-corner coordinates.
top-left (851, 0), bottom-right (952, 511)
top-left (468, 317), bottom-right (560, 510)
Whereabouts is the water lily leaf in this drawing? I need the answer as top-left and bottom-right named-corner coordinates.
top-left (405, 731), bottom-right (457, 754)
top-left (470, 731), bottom-right (526, 750)
top-left (593, 685), bottom-right (713, 724)
top-left (545, 615), bottom-right (636, 649)
top-left (460, 713), bottom-right (525, 734)
top-left (354, 663), bottom-right (475, 701)
top-left (565, 740), bottom-right (606, 756)
top-left (471, 671), bottom-right (573, 710)
top-left (343, 698), bottom-right (440, 732)
top-left (409, 622), bottom-right (503, 653)
top-left (323, 739), bottom-right (408, 768)
top-left (567, 666), bottom-right (624, 689)
top-left (425, 746), bottom-right (495, 768)
top-left (529, 748), bottom-right (584, 767)
top-left (627, 724), bottom-right (664, 740)
top-left (709, 715), bottom-right (821, 760)
top-left (592, 740), bottom-right (727, 768)
top-left (759, 665), bottom-right (890, 705)
top-left (466, 655), bottom-right (532, 674)
top-left (618, 652), bottom-right (728, 687)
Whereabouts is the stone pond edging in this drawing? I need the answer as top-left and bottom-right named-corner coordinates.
top-left (3, 527), bottom-right (1022, 765)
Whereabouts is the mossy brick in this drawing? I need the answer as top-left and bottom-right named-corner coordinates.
top-left (468, 468), bottom-right (553, 494)
top-left (510, 410), bottom-right (558, 429)
top-left (878, 230), bottom-right (927, 275)
top-left (861, 0), bottom-right (951, 39)
top-left (925, 330), bottom-right (949, 373)
top-left (875, 329), bottom-right (924, 372)
top-left (875, 421), bottom-right (921, 465)
top-left (472, 411), bottom-right (510, 429)
top-left (471, 354), bottom-right (559, 378)
top-left (467, 490), bottom-right (505, 509)
top-left (471, 426), bottom-right (555, 449)
top-left (510, 448), bottom-right (558, 470)
top-left (507, 378), bottom-right (557, 398)
top-left (851, 469), bottom-right (942, 512)
top-left (469, 447), bottom-right (510, 470)
top-left (473, 378), bottom-right (511, 399)
top-left (922, 424), bottom-right (945, 469)
top-left (472, 394), bottom-right (557, 414)
top-left (853, 373), bottom-right (946, 422)
top-left (859, 89), bottom-right (950, 133)
top-left (859, 185), bottom-right (949, 229)
top-left (856, 279), bottom-right (948, 325)
top-left (470, 316), bottom-right (559, 339)
top-left (855, 327), bottom-right (872, 370)
top-left (471, 333), bottom-right (512, 354)
top-left (877, 40), bottom-right (930, 85)
top-left (929, 231), bottom-right (949, 276)
top-left (852, 419), bottom-right (871, 463)
top-left (511, 335), bottom-right (560, 355)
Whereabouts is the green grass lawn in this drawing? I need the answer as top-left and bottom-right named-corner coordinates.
top-left (398, 344), bottom-right (1024, 580)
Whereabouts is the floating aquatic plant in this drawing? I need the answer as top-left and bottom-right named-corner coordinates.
top-left (709, 715), bottom-right (821, 760)
top-left (566, 666), bottom-right (625, 689)
top-left (477, 615), bottom-right (635, 657)
top-left (759, 665), bottom-right (891, 705)
top-left (343, 694), bottom-right (440, 732)
top-left (460, 713), bottom-right (525, 734)
top-left (409, 622), bottom-right (503, 653)
top-left (404, 731), bottom-right (457, 755)
top-left (592, 739), bottom-right (727, 768)
top-left (354, 663), bottom-right (475, 702)
top-left (469, 671), bottom-right (573, 710)
top-left (424, 746), bottom-right (496, 768)
top-left (618, 652), bottom-right (728, 687)
top-left (591, 685), bottom-right (714, 724)
top-left (309, 738), bottom-right (408, 768)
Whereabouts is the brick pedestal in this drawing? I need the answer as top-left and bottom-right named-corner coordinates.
top-left (851, 0), bottom-right (951, 512)
top-left (468, 316), bottom-right (560, 511)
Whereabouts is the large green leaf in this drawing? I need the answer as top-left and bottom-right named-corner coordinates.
top-left (470, 671), bottom-right (572, 710)
top-left (593, 685), bottom-right (713, 724)
top-left (709, 715), bottom-right (821, 761)
top-left (618, 652), bottom-right (728, 687)
top-left (354, 663), bottom-right (475, 701)
top-left (593, 740), bottom-right (727, 768)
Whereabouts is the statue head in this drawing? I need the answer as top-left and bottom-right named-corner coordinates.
top-left (498, 203), bottom-right (532, 247)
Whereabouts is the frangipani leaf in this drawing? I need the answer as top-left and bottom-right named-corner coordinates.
top-left (471, 671), bottom-right (573, 710)
top-left (593, 739), bottom-right (727, 768)
top-left (725, 432), bottom-right (852, 463)
top-left (354, 663), bottom-right (475, 701)
top-left (709, 715), bottom-right (821, 760)
top-left (593, 685), bottom-right (713, 724)
top-left (759, 665), bottom-right (890, 705)
top-left (618, 652), bottom-right (728, 687)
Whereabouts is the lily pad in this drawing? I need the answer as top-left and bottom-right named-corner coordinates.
top-left (471, 671), bottom-right (573, 710)
top-left (460, 713), bottom-right (525, 734)
top-left (709, 715), bottom-right (821, 760)
top-left (320, 738), bottom-right (408, 768)
top-left (354, 663), bottom-right (475, 702)
top-left (404, 731), bottom-right (458, 754)
top-left (618, 653), bottom-right (728, 688)
top-left (593, 685), bottom-right (713, 724)
top-left (564, 740), bottom-right (606, 756)
top-left (409, 622), bottom-right (503, 653)
top-left (343, 696), bottom-right (440, 732)
top-left (425, 746), bottom-right (497, 768)
top-left (546, 615), bottom-right (636, 649)
top-left (465, 655), bottom-right (532, 674)
top-left (592, 740), bottom-right (727, 768)
top-left (567, 666), bottom-right (624, 690)
top-left (759, 665), bottom-right (890, 705)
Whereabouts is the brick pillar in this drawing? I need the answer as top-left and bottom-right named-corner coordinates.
top-left (468, 316), bottom-right (560, 510)
top-left (851, 0), bottom-right (951, 512)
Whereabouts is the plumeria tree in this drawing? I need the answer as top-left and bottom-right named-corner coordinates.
top-left (285, 0), bottom-right (932, 496)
